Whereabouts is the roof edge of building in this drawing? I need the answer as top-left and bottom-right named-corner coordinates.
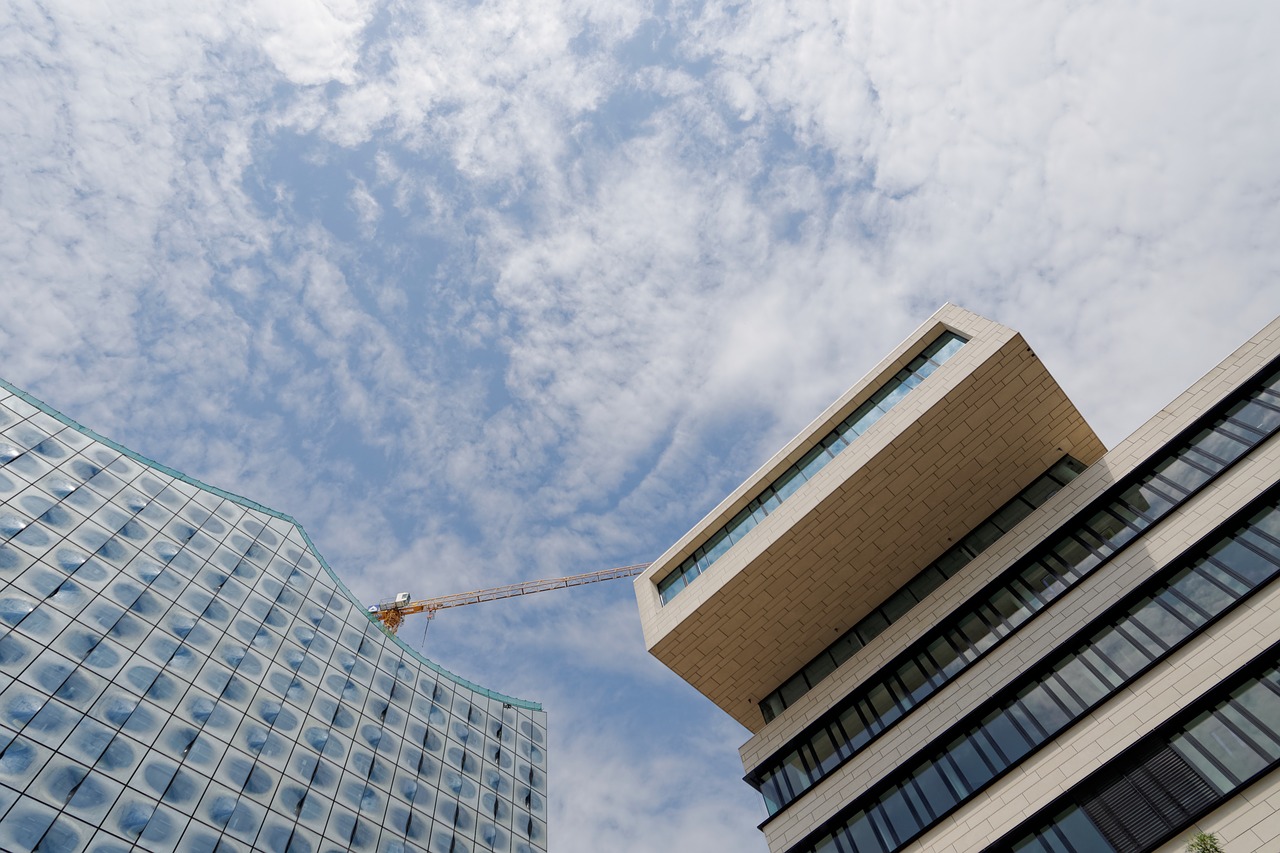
top-left (0, 374), bottom-right (543, 712)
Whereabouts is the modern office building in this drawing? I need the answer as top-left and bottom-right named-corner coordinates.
top-left (636, 304), bottom-right (1280, 852)
top-left (0, 378), bottom-right (548, 853)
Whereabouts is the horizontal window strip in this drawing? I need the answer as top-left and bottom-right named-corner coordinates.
top-left (751, 361), bottom-right (1280, 819)
top-left (657, 331), bottom-right (968, 605)
top-left (987, 653), bottom-right (1280, 853)
top-left (759, 457), bottom-right (1086, 724)
top-left (788, 489), bottom-right (1280, 853)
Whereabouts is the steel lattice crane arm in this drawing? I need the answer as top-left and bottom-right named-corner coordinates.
top-left (369, 562), bottom-right (652, 634)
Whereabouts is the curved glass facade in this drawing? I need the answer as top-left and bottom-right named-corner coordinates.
top-left (0, 378), bottom-right (547, 853)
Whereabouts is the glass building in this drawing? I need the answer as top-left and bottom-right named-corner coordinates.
top-left (0, 377), bottom-right (548, 853)
top-left (636, 305), bottom-right (1280, 852)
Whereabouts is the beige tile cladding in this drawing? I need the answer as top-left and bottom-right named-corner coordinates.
top-left (760, 434), bottom-right (1280, 852)
top-left (911, 543), bottom-right (1280, 851)
top-left (637, 305), bottom-right (1106, 728)
top-left (1150, 772), bottom-right (1280, 853)
top-left (743, 311), bottom-right (1280, 767)
top-left (636, 304), bottom-right (1005, 638)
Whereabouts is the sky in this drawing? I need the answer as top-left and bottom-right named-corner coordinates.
top-left (2, 0), bottom-right (1280, 850)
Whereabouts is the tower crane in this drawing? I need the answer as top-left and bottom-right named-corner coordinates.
top-left (369, 562), bottom-right (652, 635)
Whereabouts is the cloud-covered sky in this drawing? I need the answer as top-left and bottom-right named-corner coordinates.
top-left (3, 0), bottom-right (1279, 850)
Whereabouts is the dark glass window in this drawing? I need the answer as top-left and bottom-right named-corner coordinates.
top-left (789, 494), bottom-right (1280, 852)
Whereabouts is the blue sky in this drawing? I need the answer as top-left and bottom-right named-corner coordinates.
top-left (3, 0), bottom-right (1280, 850)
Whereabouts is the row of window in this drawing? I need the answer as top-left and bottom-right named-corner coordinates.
top-left (759, 457), bottom-right (1086, 723)
top-left (794, 492), bottom-right (1280, 853)
top-left (657, 331), bottom-right (968, 604)
top-left (751, 363), bottom-right (1280, 817)
top-left (0, 384), bottom-right (549, 853)
top-left (993, 660), bottom-right (1280, 853)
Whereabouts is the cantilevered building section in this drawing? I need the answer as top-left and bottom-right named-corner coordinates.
top-left (637, 304), bottom-right (1280, 852)
top-left (0, 379), bottom-right (547, 853)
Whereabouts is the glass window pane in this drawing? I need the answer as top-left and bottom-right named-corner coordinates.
top-left (865, 683), bottom-right (901, 727)
top-left (1184, 714), bottom-right (1267, 785)
top-left (1050, 537), bottom-right (1099, 577)
top-left (1022, 476), bottom-right (1061, 508)
top-left (856, 610), bottom-right (890, 644)
top-left (957, 611), bottom-right (997, 653)
top-left (1248, 505), bottom-right (1280, 541)
top-left (1016, 682), bottom-right (1072, 738)
top-left (1011, 835), bottom-right (1053, 853)
top-left (1233, 679), bottom-right (1280, 743)
top-left (828, 631), bottom-right (863, 666)
top-left (1110, 624), bottom-right (1163, 673)
top-left (988, 586), bottom-right (1033, 630)
top-left (778, 675), bottom-right (810, 707)
top-left (1054, 806), bottom-right (1115, 852)
top-left (1075, 646), bottom-right (1124, 690)
top-left (912, 758), bottom-right (957, 818)
top-left (1191, 425), bottom-right (1250, 464)
top-left (1085, 509), bottom-right (1136, 550)
top-left (821, 433), bottom-right (847, 455)
top-left (926, 636), bottom-right (965, 679)
top-left (1243, 527), bottom-right (1280, 563)
top-left (760, 774), bottom-right (785, 815)
top-left (837, 704), bottom-right (871, 753)
top-left (1168, 564), bottom-right (1236, 619)
top-left (845, 811), bottom-right (887, 853)
top-left (1170, 726), bottom-right (1233, 794)
top-left (804, 652), bottom-right (839, 688)
top-left (872, 379), bottom-right (910, 410)
top-left (987, 501), bottom-right (1031, 534)
top-left (878, 786), bottom-right (921, 845)
top-left (979, 709), bottom-right (1033, 766)
top-left (1053, 656), bottom-right (1109, 709)
top-left (759, 694), bottom-right (784, 724)
top-left (1117, 479), bottom-right (1176, 520)
top-left (896, 659), bottom-right (933, 705)
top-left (1208, 538), bottom-right (1278, 586)
top-left (1229, 397), bottom-right (1280, 433)
top-left (797, 447), bottom-right (830, 481)
top-left (1219, 703), bottom-right (1280, 762)
top-left (810, 727), bottom-right (843, 775)
top-left (1020, 561), bottom-right (1066, 601)
top-left (933, 549), bottom-right (972, 580)
top-left (929, 335), bottom-right (966, 363)
top-left (772, 468), bottom-right (805, 503)
top-left (780, 750), bottom-right (811, 794)
top-left (906, 567), bottom-right (946, 602)
top-left (946, 733), bottom-right (994, 792)
top-left (726, 506), bottom-right (758, 544)
top-left (1006, 696), bottom-right (1047, 741)
top-left (1128, 596), bottom-right (1192, 647)
top-left (849, 403), bottom-right (884, 435)
top-left (962, 522), bottom-right (1003, 555)
top-left (881, 591), bottom-right (915, 622)
top-left (1155, 454), bottom-right (1211, 492)
top-left (703, 529), bottom-right (732, 563)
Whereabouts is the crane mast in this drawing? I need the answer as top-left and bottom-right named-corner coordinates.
top-left (370, 562), bottom-right (652, 634)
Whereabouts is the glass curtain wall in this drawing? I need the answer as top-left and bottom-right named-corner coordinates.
top-left (0, 379), bottom-right (549, 853)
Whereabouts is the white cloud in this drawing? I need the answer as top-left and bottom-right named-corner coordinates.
top-left (3, 0), bottom-right (1280, 850)
top-left (253, 0), bottom-right (372, 85)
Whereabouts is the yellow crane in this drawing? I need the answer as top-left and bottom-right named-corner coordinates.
top-left (369, 562), bottom-right (652, 635)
